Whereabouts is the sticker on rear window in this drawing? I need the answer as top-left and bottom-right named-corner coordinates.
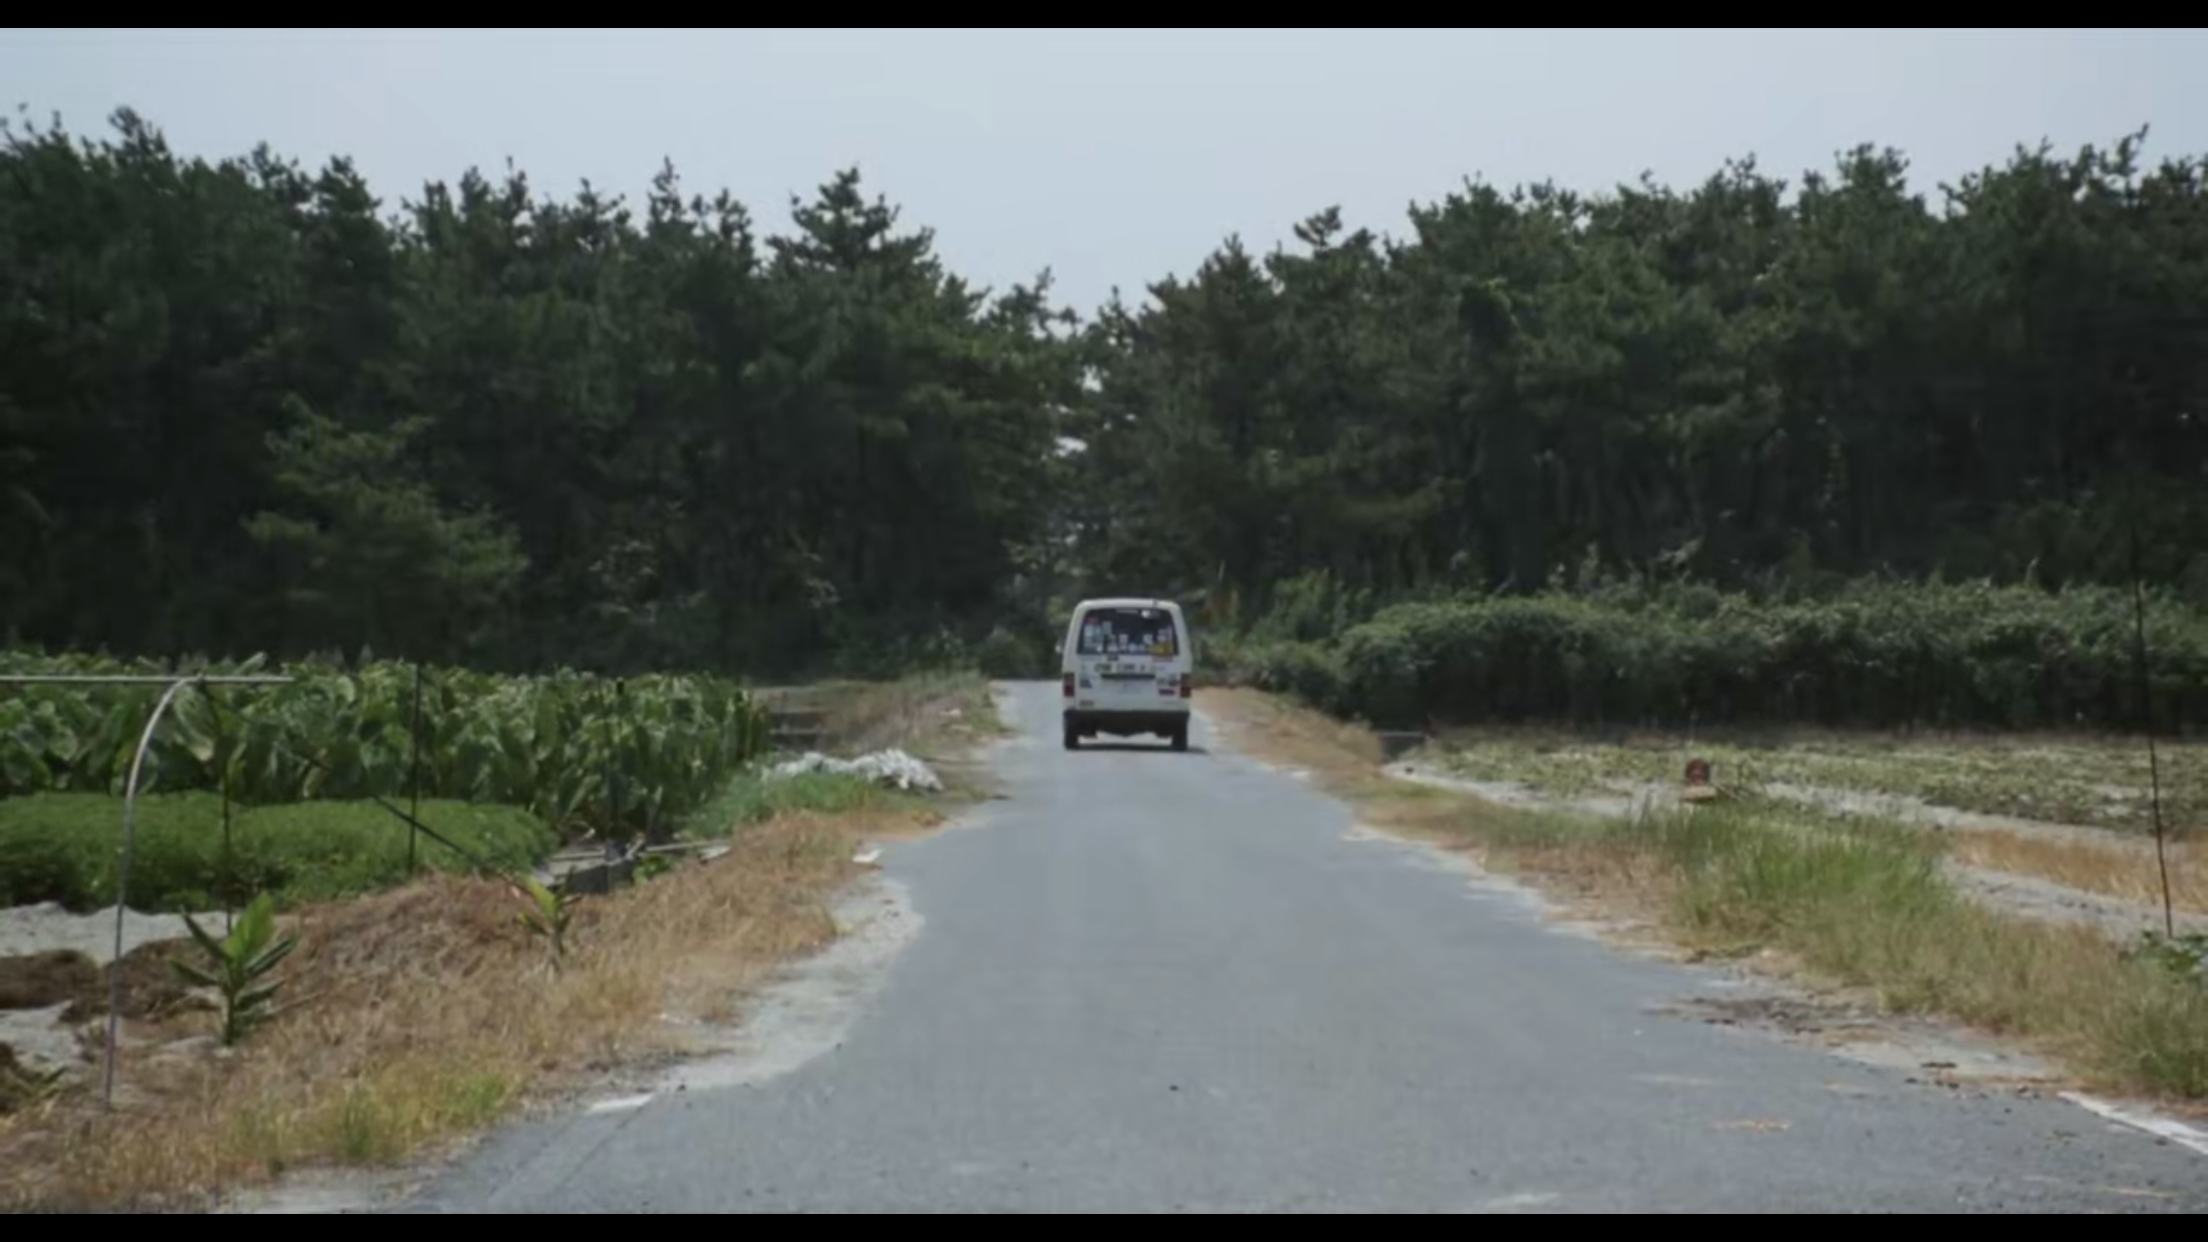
top-left (1077, 607), bottom-right (1178, 657)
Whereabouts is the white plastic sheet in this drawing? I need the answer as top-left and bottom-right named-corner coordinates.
top-left (767, 748), bottom-right (945, 793)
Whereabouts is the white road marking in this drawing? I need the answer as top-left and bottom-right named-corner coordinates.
top-left (2059, 1093), bottom-right (2208, 1158)
top-left (1478, 1191), bottom-right (1561, 1211)
top-left (1633, 1074), bottom-right (1721, 1088)
top-left (587, 1093), bottom-right (656, 1115)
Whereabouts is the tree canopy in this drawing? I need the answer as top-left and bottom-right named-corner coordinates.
top-left (3, 109), bottom-right (2203, 678)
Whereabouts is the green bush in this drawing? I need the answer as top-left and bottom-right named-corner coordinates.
top-left (1307, 581), bottom-right (2208, 731)
top-left (1244, 571), bottom-right (1380, 646)
top-left (975, 627), bottom-right (1049, 679)
top-left (0, 792), bottom-right (553, 913)
top-left (1235, 641), bottom-right (1352, 715)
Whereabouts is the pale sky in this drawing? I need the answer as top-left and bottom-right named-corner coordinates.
top-left (3, 28), bottom-right (2202, 316)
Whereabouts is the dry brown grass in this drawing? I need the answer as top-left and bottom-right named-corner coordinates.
top-left (1950, 830), bottom-right (2207, 915)
top-left (795, 671), bottom-right (1007, 755)
top-left (0, 806), bottom-right (925, 1212)
top-left (1201, 687), bottom-right (1382, 778)
top-left (1205, 688), bottom-right (1679, 919)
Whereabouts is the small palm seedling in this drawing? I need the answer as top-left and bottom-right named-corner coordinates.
top-left (513, 876), bottom-right (575, 970)
top-left (171, 892), bottom-right (301, 1047)
top-left (0, 1047), bottom-right (66, 1114)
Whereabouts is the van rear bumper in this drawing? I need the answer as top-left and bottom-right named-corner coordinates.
top-left (1064, 706), bottom-right (1189, 736)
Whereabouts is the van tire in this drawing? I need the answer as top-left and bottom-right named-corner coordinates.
top-left (1063, 720), bottom-right (1079, 750)
top-left (1169, 723), bottom-right (1189, 752)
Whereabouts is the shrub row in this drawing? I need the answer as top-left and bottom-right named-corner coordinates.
top-left (1228, 581), bottom-right (2208, 732)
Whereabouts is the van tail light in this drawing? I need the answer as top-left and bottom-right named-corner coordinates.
top-left (1062, 673), bottom-right (1075, 698)
top-left (1179, 673), bottom-right (1192, 699)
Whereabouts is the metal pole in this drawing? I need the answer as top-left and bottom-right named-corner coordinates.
top-left (609, 679), bottom-right (626, 854)
top-left (2128, 526), bottom-right (2178, 941)
top-left (0, 675), bottom-right (294, 686)
top-left (106, 675), bottom-right (200, 1110)
top-left (203, 685), bottom-right (235, 938)
top-left (407, 662), bottom-right (426, 874)
top-left (222, 766), bottom-right (234, 937)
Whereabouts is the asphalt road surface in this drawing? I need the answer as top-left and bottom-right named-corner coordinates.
top-left (398, 682), bottom-right (2208, 1213)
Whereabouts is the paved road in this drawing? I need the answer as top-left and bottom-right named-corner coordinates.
top-left (400, 683), bottom-right (2208, 1213)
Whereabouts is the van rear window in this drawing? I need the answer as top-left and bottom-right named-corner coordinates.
top-left (1077, 607), bottom-right (1179, 657)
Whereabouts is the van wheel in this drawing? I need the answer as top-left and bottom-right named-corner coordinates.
top-left (1063, 721), bottom-right (1079, 750)
top-left (1170, 723), bottom-right (1189, 752)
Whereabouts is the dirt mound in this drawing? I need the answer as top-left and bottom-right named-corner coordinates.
top-left (65, 939), bottom-right (196, 1024)
top-left (286, 874), bottom-right (531, 995)
top-left (0, 940), bottom-right (198, 1026)
top-left (6, 880), bottom-right (530, 1042)
top-left (11, 880), bottom-right (530, 1031)
top-left (0, 951), bottom-right (100, 1011)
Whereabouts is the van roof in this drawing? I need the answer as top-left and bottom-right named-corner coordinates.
top-left (1076, 597), bottom-right (1181, 612)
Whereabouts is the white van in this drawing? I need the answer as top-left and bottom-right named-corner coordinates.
top-left (1060, 597), bottom-right (1193, 751)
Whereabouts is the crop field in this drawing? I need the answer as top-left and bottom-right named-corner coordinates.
top-left (0, 652), bottom-right (775, 911)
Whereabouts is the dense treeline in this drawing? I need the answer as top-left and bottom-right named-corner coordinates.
top-left (1074, 138), bottom-right (2208, 614)
top-left (0, 109), bottom-right (1077, 675)
top-left (4, 109), bottom-right (2205, 718)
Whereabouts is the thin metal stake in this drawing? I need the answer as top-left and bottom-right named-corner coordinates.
top-left (2129, 525), bottom-right (2178, 941)
top-left (610, 679), bottom-right (626, 850)
top-left (408, 662), bottom-right (426, 874)
top-left (205, 685), bottom-right (235, 938)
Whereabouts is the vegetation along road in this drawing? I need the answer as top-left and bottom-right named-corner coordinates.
top-left (397, 684), bottom-right (2208, 1214)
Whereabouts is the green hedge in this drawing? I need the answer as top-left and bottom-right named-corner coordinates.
top-left (1230, 640), bottom-right (1353, 715)
top-left (1231, 581), bottom-right (2208, 732)
top-left (0, 792), bottom-right (555, 913)
top-left (975, 627), bottom-right (1055, 679)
